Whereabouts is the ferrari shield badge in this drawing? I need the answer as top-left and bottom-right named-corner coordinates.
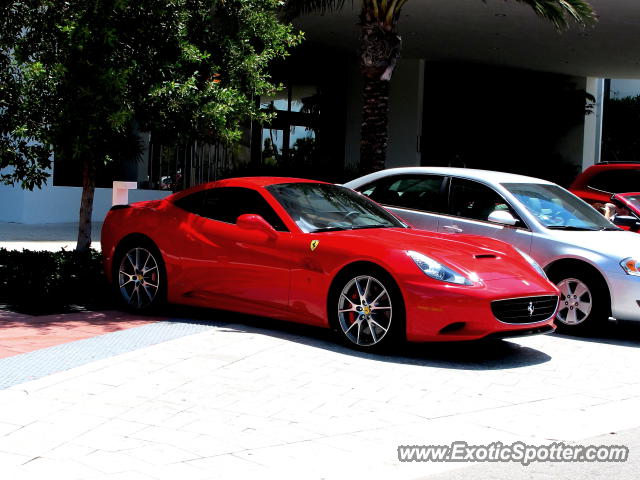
top-left (310, 240), bottom-right (320, 252)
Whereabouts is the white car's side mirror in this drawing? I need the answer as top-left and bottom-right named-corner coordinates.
top-left (488, 210), bottom-right (518, 226)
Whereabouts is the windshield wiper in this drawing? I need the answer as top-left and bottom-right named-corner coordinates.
top-left (598, 227), bottom-right (620, 231)
top-left (311, 225), bottom-right (394, 233)
top-left (350, 225), bottom-right (393, 230)
top-left (310, 226), bottom-right (349, 233)
top-left (546, 226), bottom-right (597, 231)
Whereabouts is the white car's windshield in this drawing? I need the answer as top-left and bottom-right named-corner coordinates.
top-left (502, 183), bottom-right (618, 231)
top-left (266, 183), bottom-right (406, 233)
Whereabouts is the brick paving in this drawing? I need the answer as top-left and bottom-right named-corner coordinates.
top-left (0, 310), bottom-right (157, 359)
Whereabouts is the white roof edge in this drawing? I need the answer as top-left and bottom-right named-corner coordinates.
top-left (356, 167), bottom-right (555, 185)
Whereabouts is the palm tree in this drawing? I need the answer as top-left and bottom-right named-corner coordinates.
top-left (284, 0), bottom-right (596, 173)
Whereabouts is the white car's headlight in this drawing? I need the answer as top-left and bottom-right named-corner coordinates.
top-left (621, 257), bottom-right (640, 276)
top-left (407, 251), bottom-right (473, 286)
top-left (515, 248), bottom-right (547, 279)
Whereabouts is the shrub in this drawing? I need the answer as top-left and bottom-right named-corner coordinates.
top-left (0, 248), bottom-right (112, 314)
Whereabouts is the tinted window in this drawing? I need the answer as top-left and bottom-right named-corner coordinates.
top-left (173, 191), bottom-right (208, 215)
top-left (358, 175), bottom-right (446, 213)
top-left (588, 169), bottom-right (640, 193)
top-left (174, 187), bottom-right (288, 231)
top-left (449, 178), bottom-right (517, 223)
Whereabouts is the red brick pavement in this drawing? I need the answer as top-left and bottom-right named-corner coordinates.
top-left (0, 309), bottom-right (161, 359)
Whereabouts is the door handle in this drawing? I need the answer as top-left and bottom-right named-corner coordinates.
top-left (442, 225), bottom-right (463, 233)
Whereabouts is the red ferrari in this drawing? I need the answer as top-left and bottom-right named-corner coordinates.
top-left (102, 177), bottom-right (559, 349)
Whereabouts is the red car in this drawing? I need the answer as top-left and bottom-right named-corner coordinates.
top-left (569, 162), bottom-right (640, 209)
top-left (102, 177), bottom-right (559, 350)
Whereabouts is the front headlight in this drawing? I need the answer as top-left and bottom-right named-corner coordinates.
top-left (407, 251), bottom-right (473, 285)
top-left (621, 257), bottom-right (640, 276)
top-left (515, 248), bottom-right (547, 279)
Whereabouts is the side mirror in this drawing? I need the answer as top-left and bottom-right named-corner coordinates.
top-left (236, 214), bottom-right (277, 239)
top-left (488, 210), bottom-right (518, 226)
top-left (612, 215), bottom-right (640, 229)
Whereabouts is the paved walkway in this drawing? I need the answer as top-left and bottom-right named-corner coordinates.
top-left (0, 310), bottom-right (157, 359)
top-left (0, 306), bottom-right (639, 479)
top-left (0, 222), bottom-right (102, 251)
top-left (1, 223), bottom-right (639, 478)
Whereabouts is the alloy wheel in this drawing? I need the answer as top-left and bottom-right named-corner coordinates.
top-left (118, 247), bottom-right (160, 309)
top-left (556, 277), bottom-right (592, 326)
top-left (337, 275), bottom-right (393, 347)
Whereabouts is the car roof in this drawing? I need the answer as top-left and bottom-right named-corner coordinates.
top-left (358, 167), bottom-right (554, 185)
top-left (214, 177), bottom-right (326, 188)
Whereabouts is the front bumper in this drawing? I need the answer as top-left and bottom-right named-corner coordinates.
top-left (403, 277), bottom-right (558, 342)
top-left (607, 270), bottom-right (640, 321)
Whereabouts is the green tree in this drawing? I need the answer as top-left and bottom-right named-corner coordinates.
top-left (283, 0), bottom-right (596, 172)
top-left (0, 0), bottom-right (302, 251)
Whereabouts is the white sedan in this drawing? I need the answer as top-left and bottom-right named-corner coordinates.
top-left (345, 167), bottom-right (640, 331)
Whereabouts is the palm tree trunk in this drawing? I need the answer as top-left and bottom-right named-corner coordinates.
top-left (359, 21), bottom-right (402, 173)
top-left (360, 77), bottom-right (390, 172)
top-left (76, 157), bottom-right (96, 252)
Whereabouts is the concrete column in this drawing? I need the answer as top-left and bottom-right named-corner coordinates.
top-left (387, 59), bottom-right (425, 168)
top-left (112, 181), bottom-right (137, 206)
top-left (582, 77), bottom-right (604, 170)
top-left (343, 58), bottom-right (426, 171)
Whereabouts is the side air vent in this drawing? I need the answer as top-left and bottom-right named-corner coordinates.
top-left (474, 254), bottom-right (497, 259)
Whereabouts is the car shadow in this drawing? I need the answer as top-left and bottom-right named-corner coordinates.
top-left (162, 305), bottom-right (552, 371)
top-left (553, 319), bottom-right (640, 348)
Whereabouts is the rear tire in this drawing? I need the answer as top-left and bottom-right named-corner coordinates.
top-left (112, 240), bottom-right (167, 313)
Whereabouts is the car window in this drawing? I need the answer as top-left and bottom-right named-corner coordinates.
top-left (174, 187), bottom-right (288, 231)
top-left (449, 178), bottom-right (519, 223)
top-left (173, 190), bottom-right (208, 216)
top-left (357, 175), bottom-right (446, 213)
top-left (588, 169), bottom-right (640, 193)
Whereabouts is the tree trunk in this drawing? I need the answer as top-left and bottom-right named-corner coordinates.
top-left (76, 157), bottom-right (96, 252)
top-left (360, 77), bottom-right (390, 173)
top-left (358, 21), bottom-right (402, 173)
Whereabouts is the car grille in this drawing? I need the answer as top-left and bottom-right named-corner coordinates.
top-left (491, 295), bottom-right (558, 324)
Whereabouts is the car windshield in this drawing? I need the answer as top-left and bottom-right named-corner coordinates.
top-left (618, 194), bottom-right (640, 214)
top-left (502, 183), bottom-right (617, 231)
top-left (266, 183), bottom-right (406, 233)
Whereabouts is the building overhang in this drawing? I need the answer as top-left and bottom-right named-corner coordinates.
top-left (294, 0), bottom-right (640, 78)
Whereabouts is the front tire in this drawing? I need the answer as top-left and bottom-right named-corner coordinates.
top-left (113, 242), bottom-right (166, 312)
top-left (548, 267), bottom-right (608, 332)
top-left (330, 267), bottom-right (405, 350)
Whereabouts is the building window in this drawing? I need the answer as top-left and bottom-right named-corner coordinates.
top-left (256, 84), bottom-right (321, 172)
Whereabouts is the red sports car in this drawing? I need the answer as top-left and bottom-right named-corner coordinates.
top-left (101, 177), bottom-right (559, 349)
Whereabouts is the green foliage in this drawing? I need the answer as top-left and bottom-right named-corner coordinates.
top-left (602, 95), bottom-right (640, 163)
top-left (0, 248), bottom-right (110, 314)
top-left (0, 0), bottom-right (303, 189)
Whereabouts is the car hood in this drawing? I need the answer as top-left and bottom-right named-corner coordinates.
top-left (325, 228), bottom-right (540, 281)
top-left (544, 229), bottom-right (640, 260)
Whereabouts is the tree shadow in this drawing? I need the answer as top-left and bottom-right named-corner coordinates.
top-left (162, 305), bottom-right (552, 371)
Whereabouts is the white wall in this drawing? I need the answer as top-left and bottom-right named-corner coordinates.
top-left (0, 183), bottom-right (170, 224)
top-left (0, 183), bottom-right (26, 223)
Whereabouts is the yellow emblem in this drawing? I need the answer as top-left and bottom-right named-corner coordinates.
top-left (310, 240), bottom-right (320, 251)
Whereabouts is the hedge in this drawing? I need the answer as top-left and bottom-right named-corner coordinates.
top-left (0, 248), bottom-right (113, 314)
